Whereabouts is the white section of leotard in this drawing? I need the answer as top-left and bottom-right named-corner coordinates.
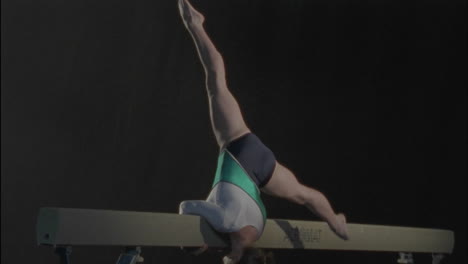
top-left (179, 182), bottom-right (264, 238)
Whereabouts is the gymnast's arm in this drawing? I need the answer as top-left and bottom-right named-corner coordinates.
top-left (178, 0), bottom-right (227, 90)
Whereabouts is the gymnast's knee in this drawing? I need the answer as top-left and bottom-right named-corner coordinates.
top-left (287, 185), bottom-right (312, 206)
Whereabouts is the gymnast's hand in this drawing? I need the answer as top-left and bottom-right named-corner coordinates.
top-left (178, 0), bottom-right (205, 27)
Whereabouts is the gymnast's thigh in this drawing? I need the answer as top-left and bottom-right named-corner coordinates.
top-left (261, 162), bottom-right (303, 201)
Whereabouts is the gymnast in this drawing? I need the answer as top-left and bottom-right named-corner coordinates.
top-left (177, 0), bottom-right (349, 263)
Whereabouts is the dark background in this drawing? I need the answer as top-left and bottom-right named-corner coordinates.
top-left (1, 0), bottom-right (466, 263)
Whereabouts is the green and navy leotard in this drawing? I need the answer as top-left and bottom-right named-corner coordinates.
top-left (179, 133), bottom-right (276, 237)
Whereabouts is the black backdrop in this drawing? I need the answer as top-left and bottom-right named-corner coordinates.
top-left (1, 0), bottom-right (466, 263)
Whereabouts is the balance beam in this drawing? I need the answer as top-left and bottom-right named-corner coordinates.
top-left (37, 207), bottom-right (454, 254)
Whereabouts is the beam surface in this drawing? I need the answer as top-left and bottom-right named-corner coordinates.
top-left (37, 207), bottom-right (454, 254)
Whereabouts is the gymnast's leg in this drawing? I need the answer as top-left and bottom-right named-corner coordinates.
top-left (178, 0), bottom-right (250, 149)
top-left (178, 1), bottom-right (256, 262)
top-left (262, 163), bottom-right (350, 240)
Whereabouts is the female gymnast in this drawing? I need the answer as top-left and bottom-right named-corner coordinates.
top-left (177, 0), bottom-right (349, 263)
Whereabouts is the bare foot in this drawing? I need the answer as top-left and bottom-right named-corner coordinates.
top-left (178, 0), bottom-right (205, 27)
top-left (331, 213), bottom-right (349, 240)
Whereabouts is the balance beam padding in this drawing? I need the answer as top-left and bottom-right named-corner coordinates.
top-left (37, 207), bottom-right (454, 254)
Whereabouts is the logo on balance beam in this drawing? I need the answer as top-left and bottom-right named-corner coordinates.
top-left (283, 227), bottom-right (322, 244)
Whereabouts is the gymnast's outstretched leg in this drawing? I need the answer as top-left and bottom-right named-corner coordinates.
top-left (178, 0), bottom-right (250, 149)
top-left (262, 163), bottom-right (350, 240)
top-left (178, 0), bottom-right (256, 262)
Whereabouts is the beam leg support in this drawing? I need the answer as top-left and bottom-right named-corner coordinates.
top-left (54, 246), bottom-right (72, 264)
top-left (432, 254), bottom-right (445, 264)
